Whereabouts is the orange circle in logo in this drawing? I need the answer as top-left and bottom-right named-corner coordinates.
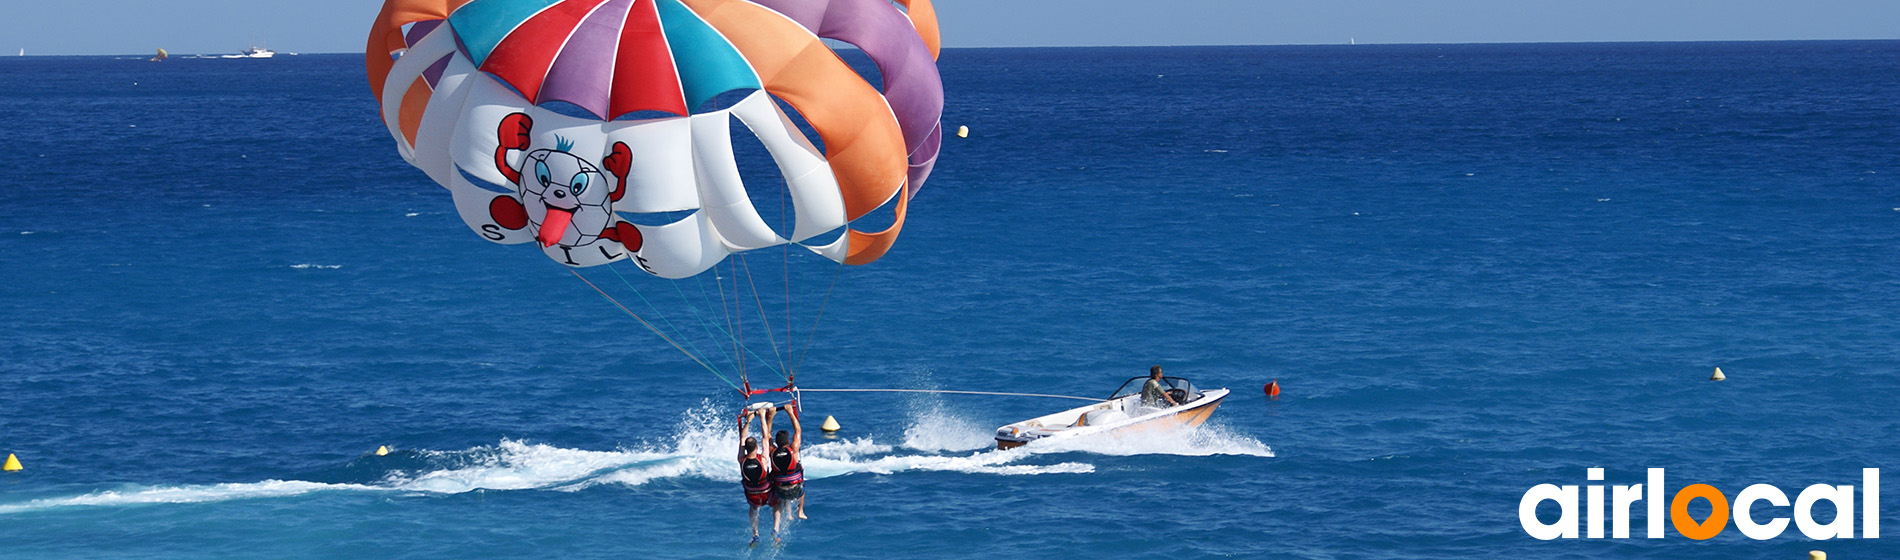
top-left (1670, 484), bottom-right (1730, 540)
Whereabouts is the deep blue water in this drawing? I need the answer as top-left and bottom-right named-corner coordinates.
top-left (3, 41), bottom-right (1899, 558)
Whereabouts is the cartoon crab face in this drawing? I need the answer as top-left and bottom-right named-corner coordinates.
top-left (520, 148), bottom-right (614, 248)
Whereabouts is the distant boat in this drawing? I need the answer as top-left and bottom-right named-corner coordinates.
top-left (16, 49), bottom-right (22, 57)
top-left (150, 48), bottom-right (169, 62)
top-left (221, 46), bottom-right (275, 59)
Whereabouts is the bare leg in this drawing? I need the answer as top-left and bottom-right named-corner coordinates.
top-left (772, 503), bottom-right (785, 543)
top-left (797, 495), bottom-right (807, 519)
top-left (749, 505), bottom-right (761, 540)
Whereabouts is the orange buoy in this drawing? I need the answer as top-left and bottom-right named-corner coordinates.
top-left (1264, 379), bottom-right (1281, 399)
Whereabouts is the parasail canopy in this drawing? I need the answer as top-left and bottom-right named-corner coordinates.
top-left (368, 0), bottom-right (944, 276)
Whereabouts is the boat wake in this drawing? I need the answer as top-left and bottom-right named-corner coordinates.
top-left (0, 402), bottom-right (1267, 514)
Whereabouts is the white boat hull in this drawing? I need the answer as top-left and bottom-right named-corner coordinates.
top-left (994, 388), bottom-right (1228, 449)
top-left (223, 47), bottom-right (275, 59)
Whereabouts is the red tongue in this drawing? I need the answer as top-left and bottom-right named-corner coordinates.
top-left (538, 208), bottom-right (574, 247)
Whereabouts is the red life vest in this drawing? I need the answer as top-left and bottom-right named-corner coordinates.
top-left (741, 455), bottom-right (771, 494)
top-left (770, 445), bottom-right (804, 486)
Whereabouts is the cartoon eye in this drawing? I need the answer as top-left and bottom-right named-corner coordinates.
top-left (569, 173), bottom-right (591, 195)
top-left (535, 160), bottom-right (552, 187)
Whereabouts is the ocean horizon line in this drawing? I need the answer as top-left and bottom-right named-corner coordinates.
top-left (13, 37), bottom-right (1900, 58)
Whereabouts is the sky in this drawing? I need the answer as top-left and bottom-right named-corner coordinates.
top-left (4, 0), bottom-right (1898, 56)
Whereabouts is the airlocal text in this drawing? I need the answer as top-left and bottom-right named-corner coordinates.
top-left (1519, 468), bottom-right (1879, 540)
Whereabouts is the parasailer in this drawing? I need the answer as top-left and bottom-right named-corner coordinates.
top-left (764, 404), bottom-right (806, 523)
top-left (366, 0), bottom-right (945, 541)
top-left (738, 407), bottom-right (775, 544)
top-left (365, 0), bottom-right (944, 394)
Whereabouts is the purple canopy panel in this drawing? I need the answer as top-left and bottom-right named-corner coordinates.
top-left (905, 121), bottom-right (942, 198)
top-left (750, 0), bottom-right (944, 192)
top-left (404, 19), bottom-right (445, 49)
top-left (538, 0), bottom-right (640, 119)
top-left (422, 53), bottom-right (454, 88)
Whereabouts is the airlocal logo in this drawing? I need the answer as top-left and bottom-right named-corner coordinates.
top-left (1520, 468), bottom-right (1879, 540)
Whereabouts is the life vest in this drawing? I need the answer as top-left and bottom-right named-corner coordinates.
top-left (770, 446), bottom-right (804, 486)
top-left (741, 455), bottom-right (771, 494)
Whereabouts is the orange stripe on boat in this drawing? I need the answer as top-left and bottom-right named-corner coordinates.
top-left (398, 76), bottom-right (434, 148)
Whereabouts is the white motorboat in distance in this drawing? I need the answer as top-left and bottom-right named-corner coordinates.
top-left (222, 46), bottom-right (275, 59)
top-left (994, 377), bottom-right (1228, 449)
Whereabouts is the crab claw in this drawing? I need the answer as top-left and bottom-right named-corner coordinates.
top-left (498, 113), bottom-right (534, 151)
top-left (495, 113), bottom-right (534, 184)
top-left (600, 222), bottom-right (642, 252)
top-left (538, 207), bottom-right (573, 247)
top-left (602, 142), bottom-right (632, 202)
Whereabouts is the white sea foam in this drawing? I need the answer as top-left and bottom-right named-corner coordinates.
top-left (0, 401), bottom-right (1260, 514)
top-left (1027, 422), bottom-right (1274, 457)
top-left (899, 399), bottom-right (992, 453)
top-left (387, 440), bottom-right (652, 493)
top-left (288, 264), bottom-right (341, 270)
top-left (0, 480), bottom-right (380, 514)
top-left (802, 436), bottom-right (894, 461)
top-left (570, 457), bottom-right (707, 490)
top-left (805, 446), bottom-right (1093, 478)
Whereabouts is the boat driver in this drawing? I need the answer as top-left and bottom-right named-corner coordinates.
top-left (1141, 365), bottom-right (1181, 408)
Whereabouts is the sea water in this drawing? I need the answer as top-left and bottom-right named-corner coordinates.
top-left (2, 41), bottom-right (1898, 558)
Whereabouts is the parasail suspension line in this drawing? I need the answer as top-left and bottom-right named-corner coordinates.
top-left (667, 278), bottom-right (743, 372)
top-left (689, 271), bottom-right (745, 375)
top-left (730, 258), bottom-right (749, 396)
top-left (783, 191), bottom-right (791, 389)
top-left (737, 253), bottom-right (789, 381)
top-left (671, 274), bottom-right (789, 379)
top-left (789, 260), bottom-right (847, 378)
top-left (604, 262), bottom-right (721, 378)
top-left (567, 268), bottom-right (738, 391)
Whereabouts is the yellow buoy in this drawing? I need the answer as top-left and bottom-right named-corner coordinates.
top-left (3, 453), bottom-right (21, 472)
top-left (820, 415), bottom-right (841, 433)
top-left (1809, 551), bottom-right (1826, 560)
top-left (375, 446), bottom-right (390, 456)
top-left (956, 125), bottom-right (969, 138)
top-left (1711, 367), bottom-right (1726, 381)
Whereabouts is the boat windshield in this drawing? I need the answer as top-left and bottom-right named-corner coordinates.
top-left (1107, 376), bottom-right (1197, 401)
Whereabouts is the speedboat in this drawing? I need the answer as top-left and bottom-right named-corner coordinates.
top-left (994, 377), bottom-right (1228, 449)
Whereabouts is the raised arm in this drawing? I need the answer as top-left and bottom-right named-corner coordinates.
top-left (788, 405), bottom-right (802, 449)
top-left (738, 411), bottom-right (751, 461)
